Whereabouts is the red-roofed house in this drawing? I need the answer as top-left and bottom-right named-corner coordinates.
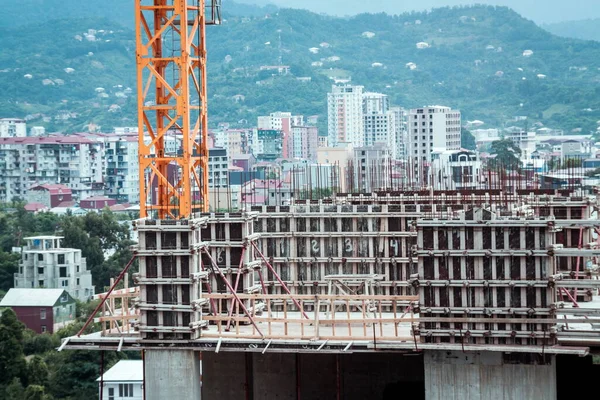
top-left (80, 196), bottom-right (117, 210)
top-left (27, 184), bottom-right (72, 208)
top-left (24, 202), bottom-right (49, 213)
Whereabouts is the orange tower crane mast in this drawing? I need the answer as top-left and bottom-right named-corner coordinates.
top-left (135, 0), bottom-right (221, 219)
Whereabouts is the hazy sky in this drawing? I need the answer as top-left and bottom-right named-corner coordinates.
top-left (244, 0), bottom-right (600, 23)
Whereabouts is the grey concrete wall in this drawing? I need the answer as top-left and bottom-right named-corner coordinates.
top-left (424, 351), bottom-right (557, 400)
top-left (145, 350), bottom-right (202, 400)
top-left (202, 352), bottom-right (247, 399)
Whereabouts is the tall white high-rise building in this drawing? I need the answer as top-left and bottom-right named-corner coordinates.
top-left (362, 92), bottom-right (400, 159)
top-left (364, 112), bottom-right (397, 159)
top-left (390, 107), bottom-right (408, 160)
top-left (362, 92), bottom-right (390, 114)
top-left (407, 106), bottom-right (461, 163)
top-left (327, 85), bottom-right (364, 148)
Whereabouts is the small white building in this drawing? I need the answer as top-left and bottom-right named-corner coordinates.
top-left (0, 118), bottom-right (26, 137)
top-left (431, 149), bottom-right (482, 190)
top-left (97, 360), bottom-right (143, 400)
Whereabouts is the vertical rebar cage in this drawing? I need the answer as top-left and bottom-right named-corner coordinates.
top-left (136, 1), bottom-right (222, 219)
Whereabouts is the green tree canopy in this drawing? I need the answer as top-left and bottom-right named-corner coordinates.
top-left (488, 139), bottom-right (522, 171)
top-left (461, 128), bottom-right (477, 151)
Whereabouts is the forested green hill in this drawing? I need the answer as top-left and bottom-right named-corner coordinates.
top-left (0, 2), bottom-right (599, 134)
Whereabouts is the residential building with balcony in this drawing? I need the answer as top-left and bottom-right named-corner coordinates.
top-left (327, 85), bottom-right (365, 148)
top-left (0, 135), bottom-right (104, 203)
top-left (104, 134), bottom-right (139, 204)
top-left (407, 106), bottom-right (461, 164)
top-left (290, 126), bottom-right (318, 161)
top-left (258, 112), bottom-right (303, 158)
top-left (208, 148), bottom-right (229, 188)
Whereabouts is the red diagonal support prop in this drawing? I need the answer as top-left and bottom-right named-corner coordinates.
top-left (202, 248), bottom-right (264, 337)
top-left (225, 246), bottom-right (246, 331)
top-left (77, 255), bottom-right (137, 337)
top-left (251, 241), bottom-right (310, 320)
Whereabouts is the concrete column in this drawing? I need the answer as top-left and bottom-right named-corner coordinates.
top-left (145, 350), bottom-right (201, 400)
top-left (424, 350), bottom-right (556, 400)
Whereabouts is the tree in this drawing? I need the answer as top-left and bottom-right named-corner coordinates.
top-left (488, 139), bottom-right (522, 171)
top-left (27, 356), bottom-right (49, 387)
top-left (0, 309), bottom-right (27, 389)
top-left (461, 128), bottom-right (476, 150)
top-left (24, 385), bottom-right (52, 400)
top-left (0, 251), bottom-right (20, 292)
top-left (5, 378), bottom-right (25, 400)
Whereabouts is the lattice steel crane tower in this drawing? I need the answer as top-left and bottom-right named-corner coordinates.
top-left (136, 0), bottom-right (221, 218)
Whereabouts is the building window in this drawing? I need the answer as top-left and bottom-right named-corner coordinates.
top-left (41, 325), bottom-right (47, 333)
top-left (38, 267), bottom-right (44, 275)
top-left (59, 267), bottom-right (67, 278)
top-left (119, 383), bottom-right (134, 397)
top-left (38, 254), bottom-right (44, 262)
top-left (108, 388), bottom-right (115, 400)
top-left (58, 254), bottom-right (65, 264)
top-left (38, 280), bottom-right (44, 287)
top-left (40, 309), bottom-right (46, 319)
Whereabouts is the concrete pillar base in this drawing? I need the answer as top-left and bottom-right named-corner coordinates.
top-left (424, 350), bottom-right (556, 400)
top-left (145, 350), bottom-right (201, 400)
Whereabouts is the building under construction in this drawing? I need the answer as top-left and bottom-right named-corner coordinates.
top-left (58, 1), bottom-right (600, 399)
top-left (63, 187), bottom-right (600, 399)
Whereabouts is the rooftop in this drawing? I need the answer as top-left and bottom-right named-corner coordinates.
top-left (24, 235), bottom-right (63, 240)
top-left (96, 360), bottom-right (143, 382)
top-left (0, 288), bottom-right (70, 307)
top-left (29, 183), bottom-right (72, 195)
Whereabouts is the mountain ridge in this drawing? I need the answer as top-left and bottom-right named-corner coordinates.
top-left (0, 3), bottom-right (598, 135)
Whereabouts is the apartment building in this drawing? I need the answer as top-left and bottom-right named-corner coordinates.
top-left (327, 85), bottom-right (365, 148)
top-left (353, 144), bottom-right (391, 193)
top-left (104, 134), bottom-right (139, 204)
top-left (0, 118), bottom-right (27, 137)
top-left (408, 106), bottom-right (461, 163)
top-left (208, 148), bottom-right (229, 188)
top-left (290, 126), bottom-right (318, 161)
top-left (258, 112), bottom-right (303, 158)
top-left (212, 128), bottom-right (247, 157)
top-left (362, 92), bottom-right (389, 114)
top-left (0, 135), bottom-right (104, 203)
top-left (390, 107), bottom-right (407, 160)
top-left (13, 236), bottom-right (94, 302)
top-left (250, 129), bottom-right (283, 161)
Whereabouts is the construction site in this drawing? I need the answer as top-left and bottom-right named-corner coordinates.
top-left (58, 1), bottom-right (600, 399)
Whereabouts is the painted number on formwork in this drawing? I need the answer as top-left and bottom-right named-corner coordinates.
top-left (390, 239), bottom-right (399, 257)
top-left (345, 238), bottom-right (353, 253)
top-left (311, 239), bottom-right (320, 254)
top-left (217, 249), bottom-right (224, 264)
